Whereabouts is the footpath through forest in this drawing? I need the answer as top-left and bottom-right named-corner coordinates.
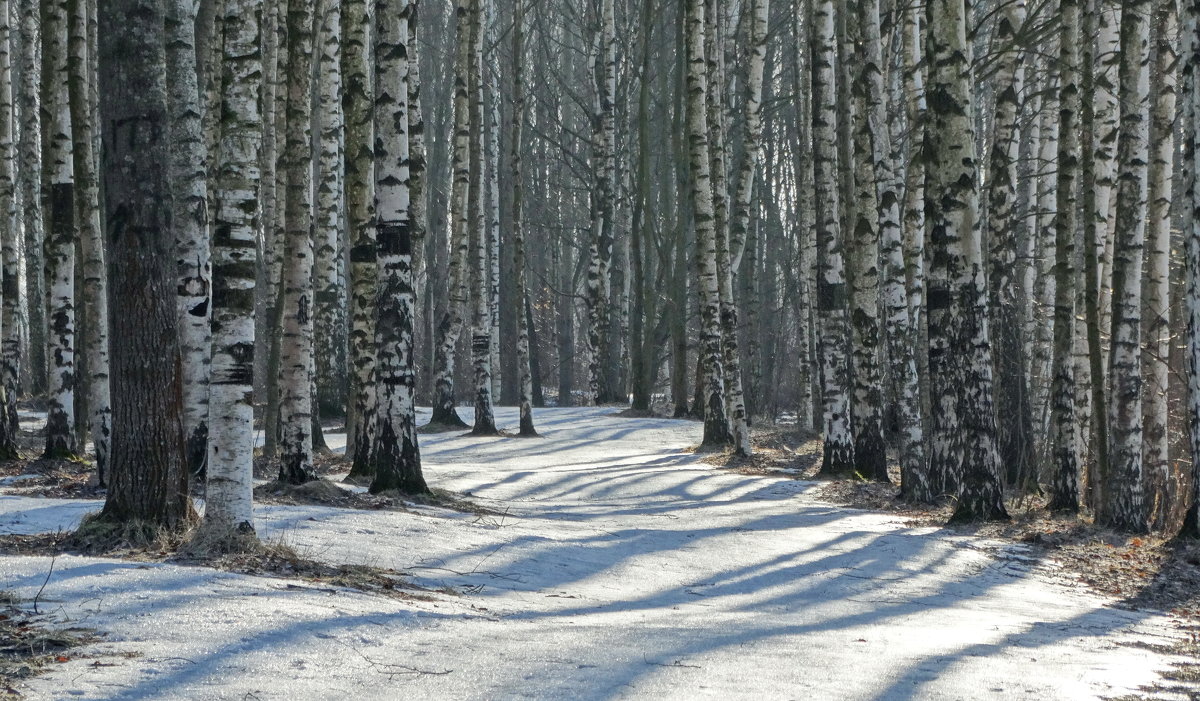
top-left (0, 407), bottom-right (1194, 699)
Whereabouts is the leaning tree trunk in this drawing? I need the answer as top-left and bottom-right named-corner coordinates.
top-left (204, 0), bottom-right (264, 536)
top-left (42, 0), bottom-right (76, 460)
top-left (1143, 0), bottom-right (1177, 531)
top-left (1049, 0), bottom-right (1082, 513)
top-left (687, 0), bottom-right (732, 448)
top-left (0, 0), bottom-right (17, 460)
top-left (1102, 0), bottom-right (1151, 533)
top-left (510, 0), bottom-right (536, 437)
top-left (96, 0), bottom-right (192, 528)
top-left (811, 0), bottom-right (853, 474)
top-left (846, 0), bottom-right (887, 481)
top-left (344, 0), bottom-right (380, 477)
top-left (428, 0), bottom-right (473, 429)
top-left (167, 0), bottom-right (210, 477)
top-left (276, 0), bottom-right (317, 485)
top-left (926, 0), bottom-right (1008, 523)
top-left (369, 0), bottom-right (427, 495)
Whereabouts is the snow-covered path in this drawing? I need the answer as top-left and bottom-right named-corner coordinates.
top-left (0, 407), bottom-right (1189, 700)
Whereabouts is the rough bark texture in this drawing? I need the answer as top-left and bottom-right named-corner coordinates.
top-left (467, 0), bottom-right (496, 435)
top-left (1183, 0), bottom-right (1200, 538)
top-left (926, 0), bottom-right (1008, 523)
top-left (97, 0), bottom-right (192, 528)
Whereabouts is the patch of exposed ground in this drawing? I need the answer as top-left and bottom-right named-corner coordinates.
top-left (0, 590), bottom-right (99, 699)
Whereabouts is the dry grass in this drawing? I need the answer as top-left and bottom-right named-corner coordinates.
top-left (0, 591), bottom-right (97, 698)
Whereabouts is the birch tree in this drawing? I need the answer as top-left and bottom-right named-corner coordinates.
top-left (511, 0), bottom-right (536, 436)
top-left (1102, 0), bottom-right (1151, 533)
top-left (344, 0), bottom-right (380, 476)
top-left (428, 0), bottom-right (473, 429)
top-left (585, 0), bottom-right (618, 406)
top-left (687, 0), bottom-right (732, 448)
top-left (985, 0), bottom-right (1034, 490)
top-left (468, 0), bottom-right (497, 435)
top-left (43, 0), bottom-right (77, 460)
top-left (205, 0), bottom-right (264, 535)
top-left (1049, 0), bottom-right (1082, 512)
top-left (926, 0), bottom-right (1008, 522)
top-left (19, 0), bottom-right (44, 401)
top-left (0, 0), bottom-right (15, 459)
top-left (812, 0), bottom-right (853, 474)
top-left (276, 0), bottom-right (317, 485)
top-left (1143, 0), bottom-right (1177, 529)
top-left (370, 0), bottom-right (427, 494)
top-left (167, 0), bottom-right (211, 476)
top-left (846, 0), bottom-right (887, 481)
top-left (314, 0), bottom-right (345, 425)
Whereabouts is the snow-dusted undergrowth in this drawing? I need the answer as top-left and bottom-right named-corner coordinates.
top-left (0, 407), bottom-right (1190, 699)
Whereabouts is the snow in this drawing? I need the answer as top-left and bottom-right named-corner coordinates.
top-left (0, 407), bottom-right (1191, 699)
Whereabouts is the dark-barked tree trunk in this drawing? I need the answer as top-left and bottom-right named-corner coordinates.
top-left (96, 0), bottom-right (192, 528)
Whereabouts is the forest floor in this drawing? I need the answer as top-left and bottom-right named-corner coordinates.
top-left (0, 407), bottom-right (1196, 699)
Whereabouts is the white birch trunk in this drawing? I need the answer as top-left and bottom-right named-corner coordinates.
top-left (205, 0), bottom-right (263, 535)
top-left (1102, 0), bottom-right (1151, 532)
top-left (370, 0), bottom-right (426, 494)
top-left (277, 0), bottom-right (316, 484)
top-left (43, 0), bottom-right (76, 460)
top-left (1143, 0), bottom-right (1176, 530)
top-left (846, 0), bottom-right (888, 481)
top-left (344, 0), bottom-right (380, 475)
top-left (0, 0), bottom-right (15, 458)
top-left (1049, 0), bottom-right (1082, 512)
top-left (812, 0), bottom-right (853, 473)
top-left (313, 0), bottom-right (344, 429)
top-left (927, 0), bottom-right (1007, 522)
top-left (428, 0), bottom-right (473, 428)
top-left (167, 0), bottom-right (211, 477)
top-left (688, 0), bottom-right (732, 448)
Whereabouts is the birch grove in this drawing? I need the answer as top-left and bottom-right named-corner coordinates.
top-left (0, 0), bottom-right (1198, 545)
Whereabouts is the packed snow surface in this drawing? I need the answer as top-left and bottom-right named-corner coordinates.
top-left (0, 407), bottom-right (1190, 699)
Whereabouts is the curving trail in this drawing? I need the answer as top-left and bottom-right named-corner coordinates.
top-left (0, 407), bottom-right (1190, 700)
